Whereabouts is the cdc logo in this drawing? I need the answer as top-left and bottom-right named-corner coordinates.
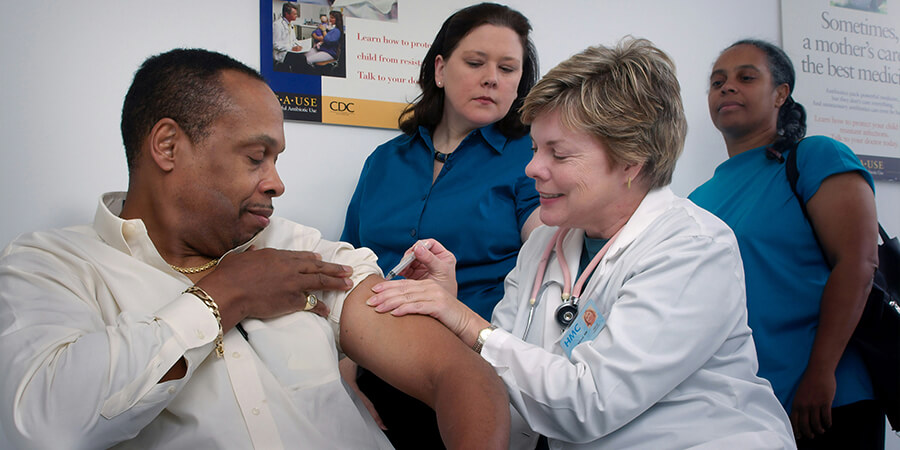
top-left (329, 101), bottom-right (355, 113)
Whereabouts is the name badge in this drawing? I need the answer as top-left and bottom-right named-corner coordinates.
top-left (559, 297), bottom-right (606, 358)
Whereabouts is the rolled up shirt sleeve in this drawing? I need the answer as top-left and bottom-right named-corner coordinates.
top-left (254, 217), bottom-right (382, 353)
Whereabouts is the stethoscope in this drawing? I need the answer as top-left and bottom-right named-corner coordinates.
top-left (521, 227), bottom-right (621, 339)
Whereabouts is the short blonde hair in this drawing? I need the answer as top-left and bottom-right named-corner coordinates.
top-left (521, 37), bottom-right (686, 189)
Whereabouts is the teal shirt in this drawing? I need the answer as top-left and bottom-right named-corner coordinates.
top-left (689, 136), bottom-right (875, 412)
top-left (578, 234), bottom-right (609, 280)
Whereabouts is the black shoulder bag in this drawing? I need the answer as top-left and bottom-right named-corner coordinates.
top-left (785, 144), bottom-right (900, 431)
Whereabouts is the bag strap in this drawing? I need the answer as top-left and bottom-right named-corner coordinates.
top-left (785, 141), bottom-right (830, 265)
top-left (785, 141), bottom-right (888, 263)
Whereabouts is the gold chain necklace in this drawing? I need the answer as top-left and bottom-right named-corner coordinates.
top-left (169, 258), bottom-right (220, 274)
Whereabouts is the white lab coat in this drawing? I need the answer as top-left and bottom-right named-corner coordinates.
top-left (483, 187), bottom-right (795, 449)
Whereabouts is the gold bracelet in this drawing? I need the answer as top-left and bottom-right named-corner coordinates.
top-left (184, 286), bottom-right (224, 358)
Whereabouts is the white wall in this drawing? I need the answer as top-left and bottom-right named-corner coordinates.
top-left (0, 0), bottom-right (897, 444)
top-left (1, 0), bottom-right (897, 245)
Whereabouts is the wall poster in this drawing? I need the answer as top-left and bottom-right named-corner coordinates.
top-left (261, 0), bottom-right (472, 129)
top-left (782, 0), bottom-right (900, 181)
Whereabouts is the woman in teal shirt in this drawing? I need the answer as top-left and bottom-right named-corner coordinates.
top-left (690, 39), bottom-right (882, 448)
top-left (340, 4), bottom-right (541, 448)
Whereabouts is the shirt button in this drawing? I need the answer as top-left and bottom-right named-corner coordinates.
top-left (167, 386), bottom-right (176, 394)
top-left (251, 408), bottom-right (261, 416)
top-left (196, 330), bottom-right (205, 339)
top-left (232, 351), bottom-right (241, 359)
top-left (410, 229), bottom-right (417, 237)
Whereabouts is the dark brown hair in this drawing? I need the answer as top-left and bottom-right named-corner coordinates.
top-left (398, 3), bottom-right (538, 139)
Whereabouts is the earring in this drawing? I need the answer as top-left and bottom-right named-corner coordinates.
top-left (627, 177), bottom-right (632, 189)
top-left (436, 81), bottom-right (443, 88)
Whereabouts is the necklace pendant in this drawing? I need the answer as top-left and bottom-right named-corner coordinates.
top-left (433, 150), bottom-right (450, 163)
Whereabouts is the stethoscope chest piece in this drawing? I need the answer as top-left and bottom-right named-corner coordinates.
top-left (555, 297), bottom-right (578, 327)
top-left (530, 227), bottom-right (621, 332)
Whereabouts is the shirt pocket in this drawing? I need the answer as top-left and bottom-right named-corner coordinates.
top-left (242, 313), bottom-right (340, 392)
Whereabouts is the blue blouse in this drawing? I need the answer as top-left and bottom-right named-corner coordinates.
top-left (320, 27), bottom-right (341, 58)
top-left (342, 124), bottom-right (539, 319)
top-left (689, 136), bottom-right (875, 412)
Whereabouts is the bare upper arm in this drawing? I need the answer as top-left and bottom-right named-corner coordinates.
top-left (805, 171), bottom-right (878, 269)
top-left (338, 274), bottom-right (488, 406)
top-left (341, 276), bottom-right (511, 449)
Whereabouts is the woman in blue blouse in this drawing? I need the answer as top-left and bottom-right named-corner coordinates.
top-left (305, 10), bottom-right (342, 65)
top-left (340, 3), bottom-right (541, 448)
top-left (690, 40), bottom-right (883, 448)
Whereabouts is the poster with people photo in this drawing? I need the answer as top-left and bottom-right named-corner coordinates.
top-left (261, 0), bottom-right (476, 129)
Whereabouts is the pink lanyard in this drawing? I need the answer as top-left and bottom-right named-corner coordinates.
top-left (529, 227), bottom-right (621, 305)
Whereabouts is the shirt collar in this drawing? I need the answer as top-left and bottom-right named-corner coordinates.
top-left (415, 123), bottom-right (509, 155)
top-left (94, 192), bottom-right (140, 255)
top-left (93, 192), bottom-right (259, 267)
top-left (598, 186), bottom-right (676, 259)
top-left (479, 123), bottom-right (509, 155)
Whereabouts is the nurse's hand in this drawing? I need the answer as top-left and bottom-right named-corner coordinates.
top-left (398, 239), bottom-right (458, 297)
top-left (368, 279), bottom-right (484, 342)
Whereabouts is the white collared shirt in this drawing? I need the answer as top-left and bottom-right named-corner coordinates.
top-left (0, 192), bottom-right (392, 449)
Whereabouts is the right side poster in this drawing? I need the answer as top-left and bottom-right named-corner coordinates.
top-left (782, 0), bottom-right (900, 181)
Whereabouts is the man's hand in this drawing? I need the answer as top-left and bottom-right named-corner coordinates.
top-left (159, 248), bottom-right (347, 383)
top-left (196, 247), bottom-right (353, 331)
